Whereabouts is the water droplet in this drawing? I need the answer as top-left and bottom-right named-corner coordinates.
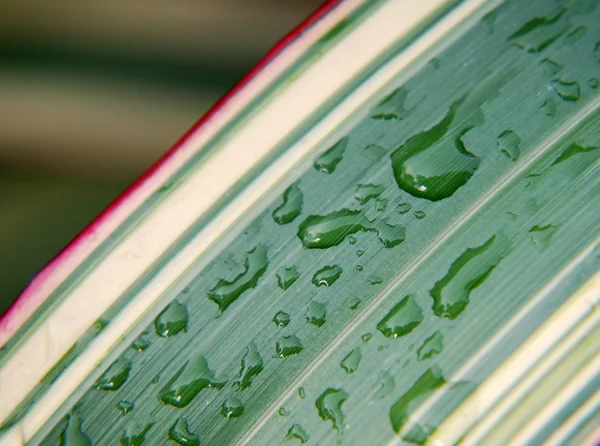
top-left (540, 57), bottom-right (563, 77)
top-left (430, 235), bottom-right (505, 319)
top-left (417, 331), bottom-right (444, 361)
top-left (121, 422), bottom-right (154, 446)
top-left (158, 354), bottom-right (225, 408)
top-left (551, 142), bottom-right (599, 165)
top-left (378, 345), bottom-right (385, 352)
top-left (565, 25), bottom-right (587, 45)
top-left (361, 333), bottom-right (372, 344)
top-left (92, 319), bottom-right (108, 332)
top-left (355, 183), bottom-right (383, 204)
top-left (396, 203), bottom-right (412, 214)
top-left (278, 407), bottom-right (290, 417)
top-left (390, 97), bottom-right (481, 201)
top-left (95, 357), bottom-right (132, 391)
top-left (356, 249), bottom-right (365, 257)
top-left (312, 265), bottom-right (343, 287)
top-left (375, 198), bottom-right (388, 212)
top-left (316, 388), bottom-right (349, 432)
top-left (221, 397), bottom-right (244, 419)
top-left (414, 211), bottom-right (426, 220)
top-left (154, 300), bottom-right (188, 338)
top-left (151, 375), bottom-right (160, 384)
top-left (508, 8), bottom-right (567, 53)
top-left (542, 98), bottom-right (557, 116)
top-left (389, 366), bottom-right (446, 433)
top-left (348, 235), bottom-right (357, 245)
top-left (403, 423), bottom-right (436, 445)
top-left (131, 330), bottom-right (151, 352)
top-left (298, 387), bottom-right (306, 399)
top-left (273, 311), bottom-right (291, 327)
top-left (355, 265), bottom-right (364, 272)
top-left (481, 9), bottom-right (496, 34)
top-left (314, 138), bottom-right (347, 173)
top-left (60, 410), bottom-right (92, 446)
top-left (117, 400), bottom-right (134, 416)
top-left (588, 78), bottom-right (599, 89)
top-left (552, 79), bottom-right (581, 102)
top-left (286, 424), bottom-right (310, 443)
top-left (372, 87), bottom-right (410, 120)
top-left (428, 57), bottom-right (441, 69)
top-left (363, 144), bottom-right (386, 161)
top-left (349, 298), bottom-right (361, 310)
top-left (276, 335), bottom-right (304, 357)
top-left (497, 129), bottom-right (521, 161)
top-left (277, 266), bottom-right (300, 291)
top-left (377, 295), bottom-right (423, 338)
top-left (235, 342), bottom-right (263, 390)
top-left (273, 184), bottom-right (303, 225)
top-left (340, 348), bottom-right (361, 374)
top-left (298, 209), bottom-right (405, 249)
top-left (372, 371), bottom-right (395, 399)
top-left (168, 417), bottom-right (199, 446)
top-left (529, 224), bottom-right (558, 249)
top-left (368, 275), bottom-right (383, 285)
top-left (208, 245), bottom-right (268, 312)
top-left (305, 302), bottom-right (327, 327)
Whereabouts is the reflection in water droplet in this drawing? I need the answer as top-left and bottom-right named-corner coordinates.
top-left (372, 87), bottom-right (410, 120)
top-left (377, 295), bottom-right (423, 338)
top-left (552, 79), bottom-right (581, 102)
top-left (414, 211), bottom-right (426, 220)
top-left (158, 354), bottom-right (225, 408)
top-left (169, 417), bottom-right (199, 446)
top-left (529, 224), bottom-right (558, 249)
top-left (363, 144), bottom-right (386, 162)
top-left (276, 335), bottom-right (304, 357)
top-left (95, 357), bottom-right (132, 391)
top-left (397, 203), bottom-right (412, 214)
top-left (273, 311), bottom-right (291, 327)
top-left (305, 302), bottom-right (327, 327)
top-left (372, 371), bottom-right (395, 399)
top-left (279, 407), bottom-right (290, 417)
top-left (349, 298), bottom-right (361, 310)
top-left (355, 183), bottom-right (383, 204)
top-left (508, 8), bottom-right (567, 53)
top-left (61, 410), bottom-right (92, 446)
top-left (497, 129), bottom-right (521, 161)
top-left (121, 421), bottom-right (154, 446)
top-left (316, 388), bottom-right (349, 432)
top-left (154, 300), bottom-right (188, 338)
top-left (277, 266), bottom-right (300, 291)
top-left (340, 348), bottom-right (361, 374)
top-left (298, 209), bottom-right (405, 249)
top-left (298, 387), bottom-right (306, 399)
top-left (314, 138), bottom-right (347, 173)
top-left (131, 330), bottom-right (151, 352)
top-left (543, 98), bottom-right (557, 116)
top-left (312, 265), bottom-right (343, 287)
top-left (286, 424), bottom-right (310, 443)
top-left (273, 184), bottom-right (303, 225)
top-left (417, 331), bottom-right (444, 361)
top-left (361, 333), bottom-right (373, 344)
top-left (389, 366), bottom-right (446, 433)
top-left (551, 142), bottom-right (599, 165)
top-left (208, 245), bottom-right (268, 312)
top-left (221, 397), bottom-right (244, 419)
top-left (235, 342), bottom-right (263, 390)
top-left (117, 400), bottom-right (134, 416)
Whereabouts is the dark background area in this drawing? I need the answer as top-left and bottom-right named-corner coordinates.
top-left (0, 0), bottom-right (323, 313)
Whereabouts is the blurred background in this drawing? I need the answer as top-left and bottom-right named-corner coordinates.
top-left (0, 0), bottom-right (323, 313)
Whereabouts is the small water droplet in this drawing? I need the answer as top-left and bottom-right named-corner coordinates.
top-left (372, 87), bottom-right (410, 120)
top-left (375, 198), bottom-right (388, 212)
top-left (356, 249), bottom-right (365, 257)
top-left (542, 98), bottom-right (557, 116)
top-left (314, 138), bottom-right (347, 173)
top-left (378, 345), bottom-right (385, 352)
top-left (235, 342), bottom-right (263, 390)
top-left (95, 357), bottom-right (132, 391)
top-left (552, 79), bottom-right (581, 102)
top-left (92, 319), bottom-right (108, 332)
top-left (340, 348), bottom-right (361, 374)
top-left (417, 331), bottom-right (444, 361)
top-left (168, 417), bottom-right (199, 446)
top-left (277, 266), bottom-right (300, 291)
top-left (403, 423), bottom-right (436, 445)
top-left (312, 265), bottom-right (343, 287)
top-left (377, 295), bottom-right (423, 338)
top-left (117, 400), bottom-right (134, 416)
top-left (158, 354), bottom-right (225, 408)
top-left (363, 144), bottom-right (386, 161)
top-left (305, 302), bottom-right (327, 327)
top-left (390, 366), bottom-right (446, 433)
top-left (298, 387), bottom-right (306, 399)
top-left (540, 57), bottom-right (563, 77)
top-left (121, 421), bottom-right (154, 446)
top-left (273, 184), bottom-right (303, 225)
top-left (151, 375), bottom-right (160, 384)
top-left (361, 333), bottom-right (372, 344)
top-left (221, 397), bottom-right (244, 419)
top-left (154, 300), bottom-right (188, 338)
top-left (316, 388), bottom-right (349, 432)
top-left (273, 311), bottom-right (291, 327)
top-left (372, 371), bottom-right (395, 399)
top-left (348, 235), bottom-right (357, 245)
top-left (208, 245), bottom-right (268, 312)
top-left (278, 407), bottom-right (290, 417)
top-left (564, 25), bottom-right (587, 45)
top-left (551, 142), bottom-right (599, 165)
top-left (355, 265), bottom-right (364, 272)
top-left (508, 8), bottom-right (567, 53)
top-left (60, 410), bottom-right (92, 446)
top-left (397, 203), bottom-right (412, 214)
top-left (286, 424), bottom-right (310, 443)
top-left (354, 183), bottom-right (383, 204)
top-left (497, 129), bottom-right (521, 161)
top-left (349, 298), bottom-right (361, 310)
top-left (529, 224), bottom-right (558, 249)
top-left (414, 211), bottom-right (426, 220)
top-left (588, 78), bottom-right (599, 89)
top-left (368, 275), bottom-right (383, 285)
top-left (276, 335), bottom-right (304, 357)
top-left (131, 329), bottom-right (151, 352)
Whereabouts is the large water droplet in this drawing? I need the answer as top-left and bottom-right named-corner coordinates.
top-left (372, 87), bottom-right (410, 120)
top-left (354, 183), bottom-right (383, 204)
top-left (315, 388), bottom-right (349, 432)
top-left (276, 266), bottom-right (300, 291)
top-left (131, 329), bottom-right (151, 352)
top-left (158, 354), bottom-right (225, 408)
top-left (508, 8), bottom-right (567, 52)
top-left (208, 245), bottom-right (268, 312)
top-left (298, 209), bottom-right (405, 249)
top-left (305, 302), bottom-right (327, 327)
top-left (312, 265), bottom-right (343, 287)
top-left (430, 235), bottom-right (506, 319)
top-left (314, 138), bottom-right (347, 173)
top-left (377, 295), bottom-right (423, 338)
top-left (552, 79), bottom-right (581, 102)
top-left (221, 397), bottom-right (244, 419)
top-left (340, 348), bottom-right (361, 374)
top-left (273, 184), bottom-right (303, 225)
top-left (95, 357), bottom-right (132, 391)
top-left (276, 335), bottom-right (304, 357)
top-left (389, 366), bottom-right (446, 433)
top-left (497, 129), bottom-right (521, 161)
top-left (417, 331), bottom-right (444, 361)
top-left (120, 422), bottom-right (154, 446)
top-left (117, 400), bottom-right (134, 416)
top-left (168, 417), bottom-right (199, 446)
top-left (60, 410), bottom-right (92, 446)
top-left (286, 424), bottom-right (310, 443)
top-left (273, 311), bottom-right (291, 327)
top-left (235, 342), bottom-right (263, 390)
top-left (551, 142), bottom-right (599, 165)
top-left (372, 371), bottom-right (395, 399)
top-left (154, 300), bottom-right (188, 338)
top-left (529, 224), bottom-right (558, 249)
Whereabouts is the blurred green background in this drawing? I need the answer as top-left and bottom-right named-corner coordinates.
top-left (0, 0), bottom-right (323, 313)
